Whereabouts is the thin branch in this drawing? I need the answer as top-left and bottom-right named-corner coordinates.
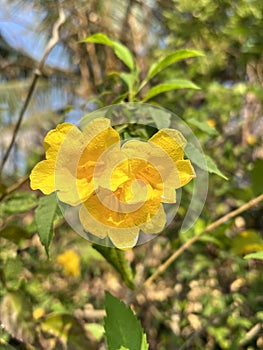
top-left (0, 6), bottom-right (66, 176)
top-left (143, 193), bottom-right (263, 288)
top-left (0, 175), bottom-right (29, 202)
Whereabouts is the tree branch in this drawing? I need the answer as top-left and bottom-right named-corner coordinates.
top-left (0, 5), bottom-right (66, 176)
top-left (143, 193), bottom-right (263, 288)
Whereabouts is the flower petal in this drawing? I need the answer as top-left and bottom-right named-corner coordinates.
top-left (139, 204), bottom-right (166, 234)
top-left (44, 123), bottom-right (79, 159)
top-left (175, 160), bottom-right (196, 187)
top-left (30, 159), bottom-right (56, 194)
top-left (149, 129), bottom-right (186, 162)
top-left (82, 187), bottom-right (161, 229)
top-left (79, 204), bottom-right (107, 239)
top-left (80, 118), bottom-right (120, 164)
top-left (108, 228), bottom-right (139, 249)
top-left (79, 204), bottom-right (139, 249)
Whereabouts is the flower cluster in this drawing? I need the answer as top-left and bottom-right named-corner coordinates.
top-left (30, 118), bottom-right (195, 249)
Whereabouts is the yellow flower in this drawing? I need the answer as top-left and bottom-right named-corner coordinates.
top-left (57, 250), bottom-right (81, 277)
top-left (30, 118), bottom-right (195, 249)
top-left (33, 308), bottom-right (45, 320)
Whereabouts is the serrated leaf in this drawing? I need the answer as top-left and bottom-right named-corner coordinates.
top-left (185, 143), bottom-right (228, 180)
top-left (82, 33), bottom-right (134, 70)
top-left (0, 290), bottom-right (35, 344)
top-left (92, 244), bottom-right (135, 290)
top-left (244, 251), bottom-right (263, 260)
top-left (35, 192), bottom-right (58, 256)
top-left (188, 118), bottom-right (219, 136)
top-left (146, 49), bottom-right (204, 81)
top-left (0, 192), bottom-right (37, 217)
top-left (104, 292), bottom-right (149, 350)
top-left (142, 79), bottom-right (200, 101)
top-left (41, 313), bottom-right (93, 350)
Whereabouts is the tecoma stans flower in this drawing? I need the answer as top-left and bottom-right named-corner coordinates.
top-left (30, 118), bottom-right (195, 249)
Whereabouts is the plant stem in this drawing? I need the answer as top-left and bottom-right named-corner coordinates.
top-left (143, 193), bottom-right (263, 288)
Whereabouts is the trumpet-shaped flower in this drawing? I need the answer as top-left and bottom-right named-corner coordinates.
top-left (30, 118), bottom-right (195, 249)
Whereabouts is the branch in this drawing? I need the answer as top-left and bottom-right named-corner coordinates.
top-left (143, 193), bottom-right (263, 288)
top-left (0, 6), bottom-right (66, 176)
top-left (0, 175), bottom-right (29, 202)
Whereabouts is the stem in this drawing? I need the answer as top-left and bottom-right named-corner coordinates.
top-left (143, 193), bottom-right (263, 288)
top-left (0, 6), bottom-right (66, 176)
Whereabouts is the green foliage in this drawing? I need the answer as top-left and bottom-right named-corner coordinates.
top-left (81, 33), bottom-right (135, 71)
top-left (92, 244), bottom-right (135, 290)
top-left (35, 193), bottom-right (58, 257)
top-left (244, 251), bottom-right (263, 260)
top-left (0, 290), bottom-right (35, 344)
top-left (142, 79), bottom-right (200, 102)
top-left (0, 192), bottom-right (37, 217)
top-left (41, 313), bottom-right (93, 349)
top-left (104, 292), bottom-right (149, 350)
top-left (185, 142), bottom-right (228, 179)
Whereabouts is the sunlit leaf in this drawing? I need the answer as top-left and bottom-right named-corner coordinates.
top-left (0, 290), bottom-right (35, 344)
top-left (244, 251), bottom-right (263, 260)
top-left (0, 192), bottom-right (38, 217)
top-left (85, 323), bottom-right (105, 341)
top-left (142, 79), bottom-right (200, 102)
top-left (82, 33), bottom-right (134, 70)
top-left (104, 292), bottom-right (149, 350)
top-left (92, 244), bottom-right (135, 290)
top-left (35, 192), bottom-right (58, 256)
top-left (145, 49), bottom-right (204, 82)
top-left (232, 230), bottom-right (263, 255)
top-left (41, 313), bottom-right (93, 349)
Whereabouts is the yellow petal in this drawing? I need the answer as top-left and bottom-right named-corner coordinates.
top-left (30, 159), bottom-right (56, 194)
top-left (122, 140), bottom-right (178, 202)
top-left (108, 228), bottom-right (139, 249)
top-left (175, 160), bottom-right (196, 187)
top-left (44, 123), bottom-right (79, 159)
top-left (79, 205), bottom-right (107, 239)
top-left (149, 128), bottom-right (186, 162)
top-left (139, 204), bottom-right (166, 234)
top-left (79, 204), bottom-right (139, 249)
top-left (82, 187), bottom-right (161, 229)
top-left (80, 118), bottom-right (120, 164)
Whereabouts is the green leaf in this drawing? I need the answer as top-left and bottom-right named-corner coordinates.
top-left (0, 224), bottom-right (32, 243)
top-left (0, 290), bottom-right (35, 344)
top-left (188, 118), bottom-right (219, 136)
top-left (142, 79), bottom-right (200, 102)
top-left (85, 323), bottom-right (105, 341)
top-left (41, 313), bottom-right (92, 349)
top-left (104, 292), bottom-right (149, 350)
top-left (232, 230), bottom-right (263, 255)
top-left (0, 192), bottom-right (38, 217)
top-left (205, 155), bottom-right (228, 180)
top-left (244, 251), bottom-right (263, 260)
top-left (185, 143), bottom-right (228, 180)
top-left (92, 244), bottom-right (135, 290)
top-left (250, 159), bottom-right (263, 196)
top-left (35, 192), bottom-right (58, 256)
top-left (82, 33), bottom-right (134, 70)
top-left (145, 49), bottom-right (204, 81)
